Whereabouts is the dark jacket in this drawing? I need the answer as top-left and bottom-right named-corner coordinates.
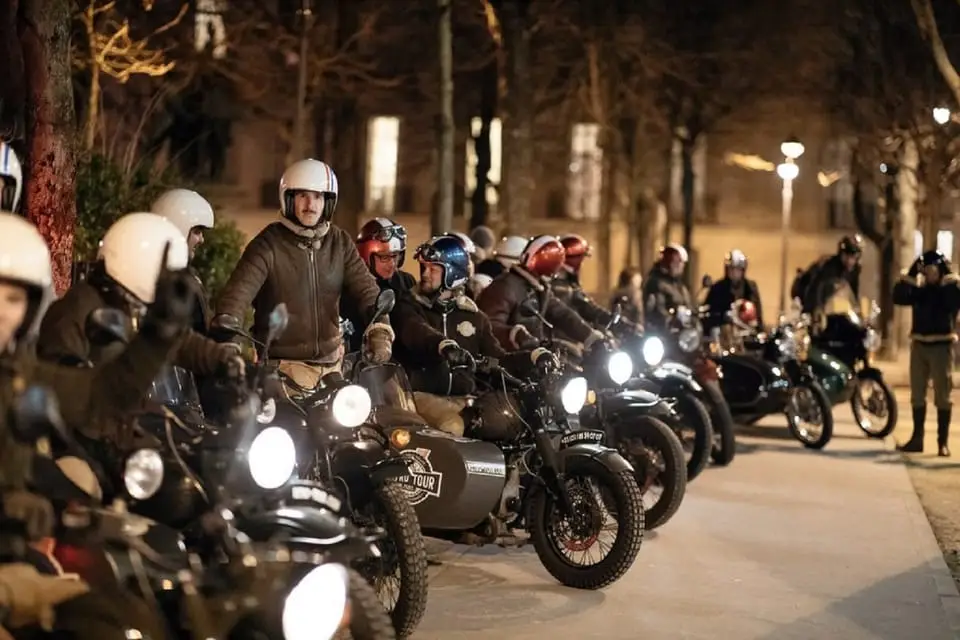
top-left (189, 267), bottom-right (211, 335)
top-left (703, 277), bottom-right (764, 331)
top-left (37, 280), bottom-right (227, 376)
top-left (642, 267), bottom-right (693, 332)
top-left (392, 291), bottom-right (532, 395)
top-left (892, 272), bottom-right (960, 343)
top-left (216, 221), bottom-right (386, 362)
top-left (552, 268), bottom-right (615, 328)
top-left (476, 266), bottom-right (597, 349)
top-left (609, 288), bottom-right (643, 326)
top-left (0, 331), bottom-right (177, 489)
top-left (476, 258), bottom-right (507, 279)
top-left (800, 255), bottom-right (861, 314)
top-left (342, 270), bottom-right (416, 353)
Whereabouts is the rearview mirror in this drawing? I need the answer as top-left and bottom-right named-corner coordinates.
top-left (267, 304), bottom-right (290, 343)
top-left (85, 308), bottom-right (130, 346)
top-left (369, 290), bottom-right (396, 326)
top-left (11, 385), bottom-right (68, 445)
top-left (610, 302), bottom-right (623, 326)
top-left (701, 275), bottom-right (714, 289)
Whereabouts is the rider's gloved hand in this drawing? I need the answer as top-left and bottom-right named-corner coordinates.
top-left (583, 329), bottom-right (605, 350)
top-left (0, 491), bottom-right (53, 541)
top-left (216, 344), bottom-right (246, 381)
top-left (512, 326), bottom-right (540, 350)
top-left (439, 340), bottom-right (476, 371)
top-left (363, 324), bottom-right (394, 364)
top-left (908, 257), bottom-right (923, 278)
top-left (530, 347), bottom-right (559, 373)
top-left (0, 563), bottom-right (89, 631)
top-left (142, 247), bottom-right (195, 341)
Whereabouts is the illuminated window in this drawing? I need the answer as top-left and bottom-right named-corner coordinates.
top-left (195, 0), bottom-right (227, 59)
top-left (568, 123), bottom-right (602, 221)
top-left (914, 229), bottom-right (954, 258)
top-left (366, 117), bottom-right (400, 214)
top-left (465, 117), bottom-right (503, 208)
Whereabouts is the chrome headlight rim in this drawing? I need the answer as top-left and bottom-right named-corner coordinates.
top-left (863, 328), bottom-right (881, 352)
top-left (282, 562), bottom-right (349, 640)
top-left (256, 397), bottom-right (277, 424)
top-left (559, 376), bottom-right (589, 414)
top-left (678, 327), bottom-right (701, 353)
top-left (123, 448), bottom-right (165, 501)
top-left (331, 384), bottom-right (372, 428)
top-left (606, 350), bottom-right (634, 386)
top-left (248, 426), bottom-right (297, 490)
top-left (641, 336), bottom-right (665, 366)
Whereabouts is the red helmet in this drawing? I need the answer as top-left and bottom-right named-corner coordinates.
top-left (659, 243), bottom-right (688, 267)
top-left (356, 218), bottom-right (407, 268)
top-left (736, 299), bottom-right (758, 325)
top-left (520, 235), bottom-right (565, 277)
top-left (559, 234), bottom-right (591, 272)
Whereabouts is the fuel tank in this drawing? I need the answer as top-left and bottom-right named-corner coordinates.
top-left (716, 353), bottom-right (792, 416)
top-left (384, 426), bottom-right (506, 531)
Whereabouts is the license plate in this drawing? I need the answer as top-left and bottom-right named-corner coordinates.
top-left (559, 429), bottom-right (605, 447)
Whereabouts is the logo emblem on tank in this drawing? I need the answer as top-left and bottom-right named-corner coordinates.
top-left (456, 321), bottom-right (476, 337)
top-left (396, 448), bottom-right (443, 505)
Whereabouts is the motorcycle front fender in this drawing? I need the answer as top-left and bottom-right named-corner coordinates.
top-left (555, 443), bottom-right (634, 475)
top-left (329, 440), bottom-right (409, 510)
top-left (599, 389), bottom-right (675, 421)
top-left (857, 366), bottom-right (886, 382)
top-left (650, 366), bottom-right (703, 394)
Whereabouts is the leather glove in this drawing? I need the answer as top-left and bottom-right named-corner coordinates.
top-left (217, 344), bottom-right (246, 381)
top-left (583, 329), bottom-right (605, 350)
top-left (363, 325), bottom-right (394, 364)
top-left (0, 563), bottom-right (89, 630)
top-left (513, 326), bottom-right (540, 350)
top-left (439, 340), bottom-right (476, 371)
top-left (0, 491), bottom-right (53, 542)
top-left (554, 339), bottom-right (584, 360)
top-left (530, 347), bottom-right (559, 372)
top-left (143, 248), bottom-right (196, 340)
top-left (908, 257), bottom-right (923, 278)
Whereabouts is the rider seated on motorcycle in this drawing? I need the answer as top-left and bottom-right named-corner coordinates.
top-left (475, 234), bottom-right (526, 280)
top-left (702, 249), bottom-right (764, 332)
top-left (0, 148), bottom-right (192, 637)
top-left (611, 267), bottom-right (644, 326)
top-left (553, 234), bottom-right (640, 336)
top-left (893, 250), bottom-right (960, 457)
top-left (37, 213), bottom-right (241, 382)
top-left (213, 160), bottom-right (394, 392)
top-left (795, 234), bottom-right (863, 317)
top-left (477, 235), bottom-right (605, 357)
top-left (152, 188), bottom-right (216, 335)
top-left (642, 244), bottom-right (694, 332)
top-left (391, 235), bottom-right (555, 438)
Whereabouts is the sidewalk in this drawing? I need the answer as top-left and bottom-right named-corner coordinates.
top-left (414, 409), bottom-right (960, 639)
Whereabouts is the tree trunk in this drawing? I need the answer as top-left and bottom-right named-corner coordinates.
top-left (434, 0), bottom-right (454, 235)
top-left (680, 132), bottom-right (696, 287)
top-left (83, 64), bottom-right (100, 151)
top-left (0, 0), bottom-right (25, 142)
top-left (331, 100), bottom-right (363, 236)
top-left (469, 61), bottom-right (498, 229)
top-left (894, 136), bottom-right (919, 354)
top-left (19, 0), bottom-right (77, 294)
top-left (498, 0), bottom-right (533, 235)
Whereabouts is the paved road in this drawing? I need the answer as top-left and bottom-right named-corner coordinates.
top-left (411, 403), bottom-right (960, 640)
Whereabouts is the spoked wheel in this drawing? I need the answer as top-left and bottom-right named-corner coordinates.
top-left (528, 457), bottom-right (644, 589)
top-left (669, 393), bottom-right (714, 481)
top-left (786, 382), bottom-right (834, 449)
top-left (851, 372), bottom-right (897, 439)
top-left (617, 416), bottom-right (687, 530)
top-left (702, 379), bottom-right (737, 466)
top-left (352, 483), bottom-right (428, 638)
top-left (335, 569), bottom-right (397, 640)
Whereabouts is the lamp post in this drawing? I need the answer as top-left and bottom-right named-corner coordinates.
top-left (777, 136), bottom-right (804, 314)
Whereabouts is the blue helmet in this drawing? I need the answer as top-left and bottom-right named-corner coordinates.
top-left (415, 235), bottom-right (470, 290)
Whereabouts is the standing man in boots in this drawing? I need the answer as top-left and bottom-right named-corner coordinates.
top-left (893, 250), bottom-right (960, 456)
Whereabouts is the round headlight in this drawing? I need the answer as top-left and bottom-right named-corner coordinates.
top-left (641, 336), bottom-right (665, 366)
top-left (331, 384), bottom-right (372, 428)
top-left (676, 306), bottom-right (693, 326)
top-left (606, 350), bottom-right (633, 386)
top-left (283, 562), bottom-right (349, 640)
top-left (864, 328), bottom-right (881, 352)
top-left (248, 426), bottom-right (296, 490)
top-left (124, 448), bottom-right (164, 500)
top-left (256, 397), bottom-right (277, 424)
top-left (678, 327), bottom-right (700, 352)
top-left (560, 376), bottom-right (588, 414)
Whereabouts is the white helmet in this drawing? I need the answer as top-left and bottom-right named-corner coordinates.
top-left (0, 141), bottom-right (23, 213)
top-left (494, 235), bottom-right (527, 264)
top-left (279, 159), bottom-right (338, 222)
top-left (447, 231), bottom-right (477, 255)
top-left (151, 189), bottom-right (214, 239)
top-left (99, 213), bottom-right (189, 303)
top-left (0, 213), bottom-right (53, 339)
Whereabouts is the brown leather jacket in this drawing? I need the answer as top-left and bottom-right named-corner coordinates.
top-left (476, 266), bottom-right (597, 349)
top-left (216, 220), bottom-right (386, 361)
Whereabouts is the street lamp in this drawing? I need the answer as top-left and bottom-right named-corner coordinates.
top-left (777, 135), bottom-right (805, 314)
top-left (933, 107), bottom-right (951, 125)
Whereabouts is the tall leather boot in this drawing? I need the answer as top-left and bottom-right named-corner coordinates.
top-left (898, 405), bottom-right (926, 453)
top-left (937, 408), bottom-right (951, 457)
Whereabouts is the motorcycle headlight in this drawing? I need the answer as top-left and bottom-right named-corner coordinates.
top-left (256, 398), bottom-right (277, 424)
top-left (331, 384), bottom-right (372, 428)
top-left (559, 376), bottom-right (588, 414)
top-left (283, 563), bottom-right (349, 640)
top-left (678, 328), bottom-right (700, 352)
top-left (124, 448), bottom-right (164, 500)
top-left (676, 306), bottom-right (693, 326)
top-left (606, 350), bottom-right (634, 386)
top-left (864, 328), bottom-right (881, 352)
top-left (248, 426), bottom-right (296, 490)
top-left (641, 336), bottom-right (665, 366)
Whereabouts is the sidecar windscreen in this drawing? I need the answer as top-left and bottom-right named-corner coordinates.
top-left (147, 365), bottom-right (203, 411)
top-left (357, 363), bottom-right (418, 412)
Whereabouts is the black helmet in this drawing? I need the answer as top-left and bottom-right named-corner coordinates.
top-left (920, 250), bottom-right (950, 274)
top-left (838, 234), bottom-right (864, 255)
